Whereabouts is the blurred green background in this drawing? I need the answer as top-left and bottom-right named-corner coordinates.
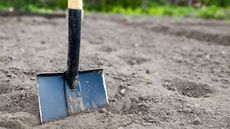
top-left (0, 0), bottom-right (229, 20)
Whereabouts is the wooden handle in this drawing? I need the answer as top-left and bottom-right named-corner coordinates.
top-left (68, 0), bottom-right (82, 10)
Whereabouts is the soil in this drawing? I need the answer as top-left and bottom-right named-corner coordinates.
top-left (0, 14), bottom-right (230, 129)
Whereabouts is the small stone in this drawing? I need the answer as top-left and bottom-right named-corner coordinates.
top-left (6, 72), bottom-right (17, 78)
top-left (204, 94), bottom-right (210, 98)
top-left (30, 76), bottom-right (36, 80)
top-left (120, 89), bottom-right (126, 95)
top-left (130, 60), bottom-right (137, 65)
top-left (205, 54), bottom-right (210, 59)
top-left (106, 111), bottom-right (112, 116)
top-left (99, 108), bottom-right (108, 114)
top-left (120, 83), bottom-right (126, 89)
top-left (109, 98), bottom-right (117, 102)
top-left (183, 107), bottom-right (193, 113)
top-left (193, 117), bottom-right (202, 125)
top-left (6, 73), bottom-right (11, 77)
top-left (127, 82), bottom-right (132, 86)
top-left (120, 77), bottom-right (127, 81)
top-left (205, 109), bottom-right (214, 115)
top-left (133, 96), bottom-right (139, 102)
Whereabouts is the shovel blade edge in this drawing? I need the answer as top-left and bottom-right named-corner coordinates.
top-left (37, 69), bottom-right (108, 123)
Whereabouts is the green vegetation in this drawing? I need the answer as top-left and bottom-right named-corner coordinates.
top-left (0, 0), bottom-right (229, 20)
top-left (107, 6), bottom-right (230, 20)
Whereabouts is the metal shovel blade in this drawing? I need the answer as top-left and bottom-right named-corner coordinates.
top-left (37, 69), bottom-right (108, 123)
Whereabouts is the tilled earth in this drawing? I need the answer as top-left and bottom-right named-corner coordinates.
top-left (0, 14), bottom-right (230, 129)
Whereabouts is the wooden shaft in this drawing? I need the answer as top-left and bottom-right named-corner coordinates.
top-left (68, 0), bottom-right (83, 10)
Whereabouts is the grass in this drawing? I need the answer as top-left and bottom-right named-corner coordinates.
top-left (0, 4), bottom-right (56, 14)
top-left (107, 6), bottom-right (230, 20)
top-left (26, 5), bottom-right (54, 14)
top-left (0, 2), bottom-right (229, 20)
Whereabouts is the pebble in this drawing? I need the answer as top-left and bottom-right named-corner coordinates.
top-left (120, 83), bottom-right (126, 89)
top-left (133, 96), bottom-right (139, 102)
top-left (204, 93), bottom-right (211, 98)
top-left (127, 82), bottom-right (132, 86)
top-left (109, 98), bottom-right (117, 102)
top-left (183, 107), bottom-right (193, 113)
top-left (120, 89), bottom-right (126, 95)
top-left (30, 76), bottom-right (36, 80)
top-left (99, 108), bottom-right (108, 114)
top-left (205, 109), bottom-right (214, 115)
top-left (6, 72), bottom-right (17, 78)
top-left (192, 117), bottom-right (202, 125)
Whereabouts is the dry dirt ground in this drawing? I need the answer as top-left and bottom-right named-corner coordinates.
top-left (0, 14), bottom-right (230, 129)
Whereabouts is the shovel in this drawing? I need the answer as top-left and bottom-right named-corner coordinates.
top-left (37, 0), bottom-right (108, 123)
